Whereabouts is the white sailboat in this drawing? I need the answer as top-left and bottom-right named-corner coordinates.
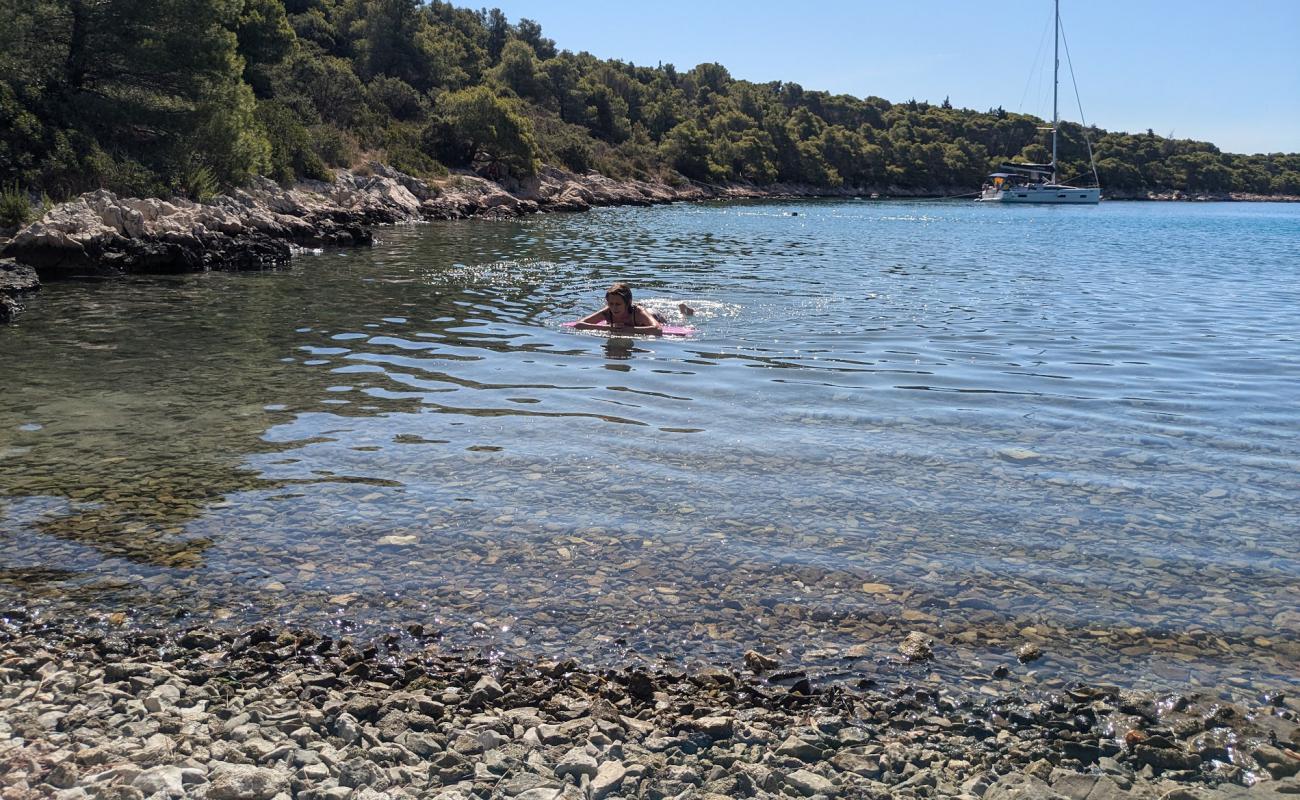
top-left (978, 0), bottom-right (1100, 204)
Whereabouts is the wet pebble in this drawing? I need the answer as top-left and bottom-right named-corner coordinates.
top-left (0, 616), bottom-right (1295, 800)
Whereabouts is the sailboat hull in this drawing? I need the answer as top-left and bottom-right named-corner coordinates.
top-left (976, 1), bottom-right (1102, 206)
top-left (978, 185), bottom-right (1100, 204)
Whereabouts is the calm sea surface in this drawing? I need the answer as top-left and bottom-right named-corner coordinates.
top-left (2, 199), bottom-right (1297, 699)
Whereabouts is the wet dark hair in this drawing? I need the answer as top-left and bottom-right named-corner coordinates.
top-left (605, 282), bottom-right (633, 306)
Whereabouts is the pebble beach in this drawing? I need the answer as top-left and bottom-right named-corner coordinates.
top-left (3, 607), bottom-right (1299, 800)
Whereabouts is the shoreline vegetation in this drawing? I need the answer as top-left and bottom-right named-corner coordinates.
top-left (2, 0), bottom-right (1298, 311)
top-left (3, 2), bottom-right (1300, 228)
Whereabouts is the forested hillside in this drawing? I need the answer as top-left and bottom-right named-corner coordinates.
top-left (2, 0), bottom-right (1298, 215)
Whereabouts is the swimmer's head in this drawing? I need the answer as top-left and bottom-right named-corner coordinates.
top-left (605, 282), bottom-right (633, 314)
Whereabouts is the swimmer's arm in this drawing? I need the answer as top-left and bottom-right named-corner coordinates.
top-left (618, 324), bottom-right (664, 334)
top-left (573, 307), bottom-right (609, 330)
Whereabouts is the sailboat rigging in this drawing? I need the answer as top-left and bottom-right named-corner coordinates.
top-left (978, 0), bottom-right (1101, 204)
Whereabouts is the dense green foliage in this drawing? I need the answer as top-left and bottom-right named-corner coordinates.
top-left (1, 0), bottom-right (1297, 201)
top-left (1, 182), bottom-right (34, 229)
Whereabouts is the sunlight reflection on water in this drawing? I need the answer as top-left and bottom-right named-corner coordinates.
top-left (2, 199), bottom-right (1297, 697)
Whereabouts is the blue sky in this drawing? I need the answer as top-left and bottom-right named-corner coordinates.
top-left (483, 0), bottom-right (1300, 155)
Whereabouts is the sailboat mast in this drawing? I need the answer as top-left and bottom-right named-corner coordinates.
top-left (1052, 0), bottom-right (1059, 184)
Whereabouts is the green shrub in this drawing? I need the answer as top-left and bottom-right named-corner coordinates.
top-left (177, 163), bottom-right (219, 202)
top-left (299, 150), bottom-right (333, 182)
top-left (256, 100), bottom-right (333, 183)
top-left (0, 83), bottom-right (43, 182)
top-left (550, 130), bottom-right (593, 172)
top-left (0, 183), bottom-right (33, 229)
top-left (187, 74), bottom-right (273, 188)
top-left (660, 121), bottom-right (720, 182)
top-left (257, 101), bottom-right (310, 184)
top-left (384, 124), bottom-right (447, 180)
top-left (428, 87), bottom-right (540, 177)
top-left (310, 125), bottom-right (357, 167)
top-left (101, 156), bottom-right (167, 198)
top-left (604, 124), bottom-right (661, 181)
top-left (367, 77), bottom-right (430, 122)
top-left (291, 53), bottom-right (371, 128)
top-left (37, 131), bottom-right (105, 199)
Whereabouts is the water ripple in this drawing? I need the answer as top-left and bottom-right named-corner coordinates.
top-left (2, 199), bottom-right (1297, 696)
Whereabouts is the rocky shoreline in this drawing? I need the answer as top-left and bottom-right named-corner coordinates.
top-left (1097, 190), bottom-right (1300, 202)
top-left (2, 610), bottom-right (1298, 800)
top-left (0, 165), bottom-right (772, 287)
top-left (0, 259), bottom-right (41, 323)
top-left (0, 163), bottom-right (843, 323)
top-left (2, 163), bottom-right (1297, 323)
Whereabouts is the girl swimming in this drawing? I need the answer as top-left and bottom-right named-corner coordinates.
top-left (573, 283), bottom-right (693, 335)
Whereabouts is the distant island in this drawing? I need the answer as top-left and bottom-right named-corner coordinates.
top-left (2, 0), bottom-right (1299, 232)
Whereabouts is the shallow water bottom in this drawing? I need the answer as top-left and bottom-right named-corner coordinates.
top-left (2, 200), bottom-right (1298, 704)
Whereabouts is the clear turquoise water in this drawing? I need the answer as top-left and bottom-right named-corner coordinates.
top-left (2, 199), bottom-right (1297, 697)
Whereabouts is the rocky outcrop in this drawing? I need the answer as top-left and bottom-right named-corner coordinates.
top-left (0, 176), bottom-right (389, 280)
top-left (0, 162), bottom-right (945, 291)
top-left (0, 258), bottom-right (40, 323)
top-left (410, 166), bottom-right (714, 219)
top-left (0, 163), bottom-right (894, 286)
top-left (0, 164), bottom-right (726, 321)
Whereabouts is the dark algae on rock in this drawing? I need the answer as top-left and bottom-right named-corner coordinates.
top-left (0, 259), bottom-right (40, 323)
